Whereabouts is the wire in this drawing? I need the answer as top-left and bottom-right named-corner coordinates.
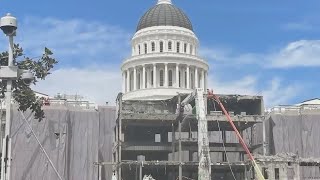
top-left (212, 100), bottom-right (237, 180)
top-left (19, 111), bottom-right (65, 180)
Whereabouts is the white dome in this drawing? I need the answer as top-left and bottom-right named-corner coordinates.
top-left (120, 1), bottom-right (209, 101)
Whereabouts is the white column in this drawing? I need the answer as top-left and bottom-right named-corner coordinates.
top-left (153, 64), bottom-right (157, 88)
top-left (201, 69), bottom-right (205, 89)
top-left (186, 66), bottom-right (190, 89)
top-left (126, 69), bottom-right (130, 92)
top-left (195, 67), bottom-right (198, 88)
top-left (142, 65), bottom-right (146, 89)
top-left (165, 63), bottom-right (168, 87)
top-left (176, 64), bottom-right (179, 88)
top-left (133, 67), bottom-right (137, 91)
top-left (122, 71), bottom-right (126, 93)
top-left (204, 71), bottom-right (207, 90)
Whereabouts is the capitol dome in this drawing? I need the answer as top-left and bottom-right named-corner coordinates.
top-left (136, 0), bottom-right (193, 32)
top-left (121, 0), bottom-right (209, 101)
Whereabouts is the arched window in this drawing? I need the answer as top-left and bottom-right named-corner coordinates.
top-left (168, 70), bottom-right (173, 87)
top-left (168, 41), bottom-right (172, 51)
top-left (151, 42), bottom-right (155, 52)
top-left (179, 71), bottom-right (181, 87)
top-left (151, 70), bottom-right (154, 86)
top-left (177, 42), bottom-right (180, 53)
top-left (144, 43), bottom-right (147, 54)
top-left (184, 43), bottom-right (187, 53)
top-left (138, 45), bottom-right (141, 55)
top-left (160, 41), bottom-right (164, 52)
top-left (190, 45), bottom-right (193, 55)
top-left (137, 73), bottom-right (141, 90)
top-left (159, 70), bottom-right (164, 87)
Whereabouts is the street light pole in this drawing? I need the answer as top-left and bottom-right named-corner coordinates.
top-left (0, 13), bottom-right (17, 180)
top-left (0, 13), bottom-right (34, 180)
top-left (3, 35), bottom-right (14, 180)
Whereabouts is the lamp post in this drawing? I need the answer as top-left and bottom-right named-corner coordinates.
top-left (0, 13), bottom-right (33, 180)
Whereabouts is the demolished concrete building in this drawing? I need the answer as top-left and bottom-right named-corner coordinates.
top-left (113, 93), bottom-right (265, 180)
top-left (112, 92), bottom-right (320, 180)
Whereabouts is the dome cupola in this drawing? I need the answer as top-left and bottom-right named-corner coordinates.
top-left (136, 0), bottom-right (193, 32)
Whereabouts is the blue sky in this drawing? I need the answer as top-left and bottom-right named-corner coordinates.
top-left (1, 0), bottom-right (319, 107)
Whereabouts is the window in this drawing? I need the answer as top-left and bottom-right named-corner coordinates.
top-left (168, 70), bottom-right (173, 87)
top-left (151, 42), bottom-right (155, 52)
top-left (177, 42), bottom-right (180, 53)
top-left (160, 41), bottom-right (164, 52)
top-left (160, 70), bottom-right (164, 87)
top-left (151, 70), bottom-right (154, 86)
top-left (144, 43), bottom-right (147, 54)
top-left (168, 41), bottom-right (172, 51)
top-left (155, 134), bottom-right (161, 143)
top-left (184, 43), bottom-right (187, 53)
top-left (262, 168), bottom-right (269, 179)
top-left (138, 45), bottom-right (141, 55)
top-left (275, 168), bottom-right (279, 180)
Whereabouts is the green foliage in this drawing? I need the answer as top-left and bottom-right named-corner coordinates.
top-left (0, 44), bottom-right (58, 121)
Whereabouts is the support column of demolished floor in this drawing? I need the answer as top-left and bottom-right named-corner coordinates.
top-left (111, 92), bottom-right (265, 180)
top-left (194, 89), bottom-right (211, 179)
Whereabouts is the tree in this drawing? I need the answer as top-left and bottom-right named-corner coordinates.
top-left (0, 44), bottom-right (58, 121)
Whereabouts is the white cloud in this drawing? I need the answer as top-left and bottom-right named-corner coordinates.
top-left (33, 67), bottom-right (121, 105)
top-left (17, 17), bottom-right (131, 64)
top-left (208, 75), bottom-right (300, 107)
top-left (261, 78), bottom-right (300, 106)
top-left (201, 40), bottom-right (320, 68)
top-left (0, 17), bottom-right (129, 105)
top-left (200, 47), bottom-right (263, 65)
top-left (270, 40), bottom-right (320, 67)
top-left (1, 17), bottom-right (130, 106)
